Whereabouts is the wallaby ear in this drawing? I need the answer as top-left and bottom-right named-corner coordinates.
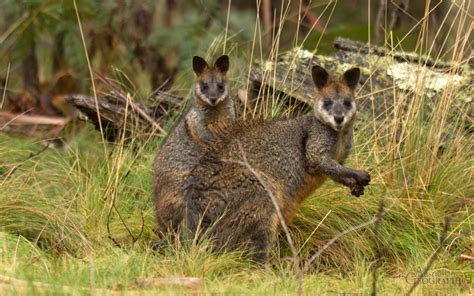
top-left (311, 65), bottom-right (329, 90)
top-left (342, 67), bottom-right (360, 91)
top-left (214, 55), bottom-right (229, 74)
top-left (193, 56), bottom-right (209, 76)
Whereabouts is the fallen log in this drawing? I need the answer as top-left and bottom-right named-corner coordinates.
top-left (249, 37), bottom-right (473, 117)
top-left (65, 38), bottom-right (472, 141)
top-left (332, 37), bottom-right (455, 70)
top-left (66, 90), bottom-right (184, 141)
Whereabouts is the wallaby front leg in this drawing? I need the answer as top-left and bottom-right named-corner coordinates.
top-left (313, 157), bottom-right (370, 196)
top-left (196, 126), bottom-right (215, 144)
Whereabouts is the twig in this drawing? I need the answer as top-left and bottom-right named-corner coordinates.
top-left (0, 111), bottom-right (66, 130)
top-left (371, 198), bottom-right (387, 296)
top-left (303, 201), bottom-right (392, 272)
top-left (459, 254), bottom-right (474, 261)
top-left (128, 99), bottom-right (166, 134)
top-left (106, 184), bottom-right (144, 247)
top-left (230, 142), bottom-right (303, 296)
top-left (106, 204), bottom-right (122, 248)
top-left (405, 216), bottom-right (451, 296)
top-left (136, 211), bottom-right (145, 243)
top-left (146, 77), bottom-right (172, 101)
top-left (300, 0), bottom-right (325, 32)
top-left (459, 246), bottom-right (474, 261)
top-left (3, 143), bottom-right (50, 177)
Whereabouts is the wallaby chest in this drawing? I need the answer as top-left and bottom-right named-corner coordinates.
top-left (332, 129), bottom-right (352, 163)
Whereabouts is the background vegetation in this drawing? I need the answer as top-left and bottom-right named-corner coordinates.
top-left (0, 0), bottom-right (472, 294)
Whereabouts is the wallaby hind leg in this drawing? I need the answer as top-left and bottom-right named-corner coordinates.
top-left (246, 223), bottom-right (275, 263)
top-left (235, 203), bottom-right (277, 263)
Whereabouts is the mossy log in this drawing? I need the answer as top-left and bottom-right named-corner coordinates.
top-left (249, 37), bottom-right (473, 117)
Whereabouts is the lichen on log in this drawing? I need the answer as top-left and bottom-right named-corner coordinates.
top-left (249, 38), bottom-right (473, 117)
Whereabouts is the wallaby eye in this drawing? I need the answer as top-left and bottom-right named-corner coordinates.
top-left (323, 99), bottom-right (332, 108)
top-left (217, 83), bottom-right (225, 92)
top-left (344, 99), bottom-right (352, 107)
top-left (201, 83), bottom-right (209, 92)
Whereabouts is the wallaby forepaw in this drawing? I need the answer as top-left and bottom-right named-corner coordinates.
top-left (350, 185), bottom-right (365, 197)
top-left (355, 171), bottom-right (371, 186)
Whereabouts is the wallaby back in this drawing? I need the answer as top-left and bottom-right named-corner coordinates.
top-left (182, 65), bottom-right (370, 262)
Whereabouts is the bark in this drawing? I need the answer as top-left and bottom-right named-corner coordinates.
top-left (249, 37), bottom-right (472, 116)
top-left (66, 90), bottom-right (183, 141)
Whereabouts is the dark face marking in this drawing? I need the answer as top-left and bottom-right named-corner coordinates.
top-left (311, 66), bottom-right (361, 131)
top-left (195, 70), bottom-right (228, 106)
top-left (315, 83), bottom-right (357, 131)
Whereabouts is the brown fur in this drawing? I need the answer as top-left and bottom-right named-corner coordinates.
top-left (182, 66), bottom-right (370, 262)
top-left (153, 55), bottom-right (234, 237)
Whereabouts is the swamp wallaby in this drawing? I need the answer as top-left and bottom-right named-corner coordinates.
top-left (183, 65), bottom-right (370, 262)
top-left (153, 55), bottom-right (234, 237)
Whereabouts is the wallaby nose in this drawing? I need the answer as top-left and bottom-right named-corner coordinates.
top-left (209, 97), bottom-right (218, 104)
top-left (334, 116), bottom-right (344, 124)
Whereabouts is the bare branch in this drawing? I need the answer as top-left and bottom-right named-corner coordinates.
top-left (459, 246), bottom-right (474, 262)
top-left (405, 216), bottom-right (451, 296)
top-left (371, 198), bottom-right (387, 296)
top-left (2, 143), bottom-right (50, 178)
top-left (0, 112), bottom-right (67, 130)
top-left (303, 199), bottom-right (391, 273)
top-left (227, 142), bottom-right (303, 296)
top-left (300, 0), bottom-right (325, 32)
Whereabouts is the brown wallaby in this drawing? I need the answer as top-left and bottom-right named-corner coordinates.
top-left (183, 65), bottom-right (370, 262)
top-left (153, 55), bottom-right (234, 237)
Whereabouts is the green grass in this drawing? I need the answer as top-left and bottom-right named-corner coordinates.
top-left (0, 1), bottom-right (473, 293)
top-left (0, 82), bottom-right (472, 294)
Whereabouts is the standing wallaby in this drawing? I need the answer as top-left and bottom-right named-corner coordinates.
top-left (153, 55), bottom-right (234, 237)
top-left (183, 65), bottom-right (370, 262)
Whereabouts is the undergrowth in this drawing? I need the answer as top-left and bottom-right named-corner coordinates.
top-left (0, 0), bottom-right (473, 295)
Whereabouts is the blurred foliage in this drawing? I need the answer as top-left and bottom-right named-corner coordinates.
top-left (0, 0), bottom-right (462, 101)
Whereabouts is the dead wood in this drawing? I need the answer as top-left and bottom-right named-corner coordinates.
top-left (0, 111), bottom-right (68, 139)
top-left (249, 37), bottom-right (472, 117)
top-left (66, 90), bottom-right (183, 141)
top-left (0, 111), bottom-right (67, 127)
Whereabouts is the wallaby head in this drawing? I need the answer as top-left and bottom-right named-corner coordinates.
top-left (192, 55), bottom-right (230, 107)
top-left (311, 65), bottom-right (360, 132)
